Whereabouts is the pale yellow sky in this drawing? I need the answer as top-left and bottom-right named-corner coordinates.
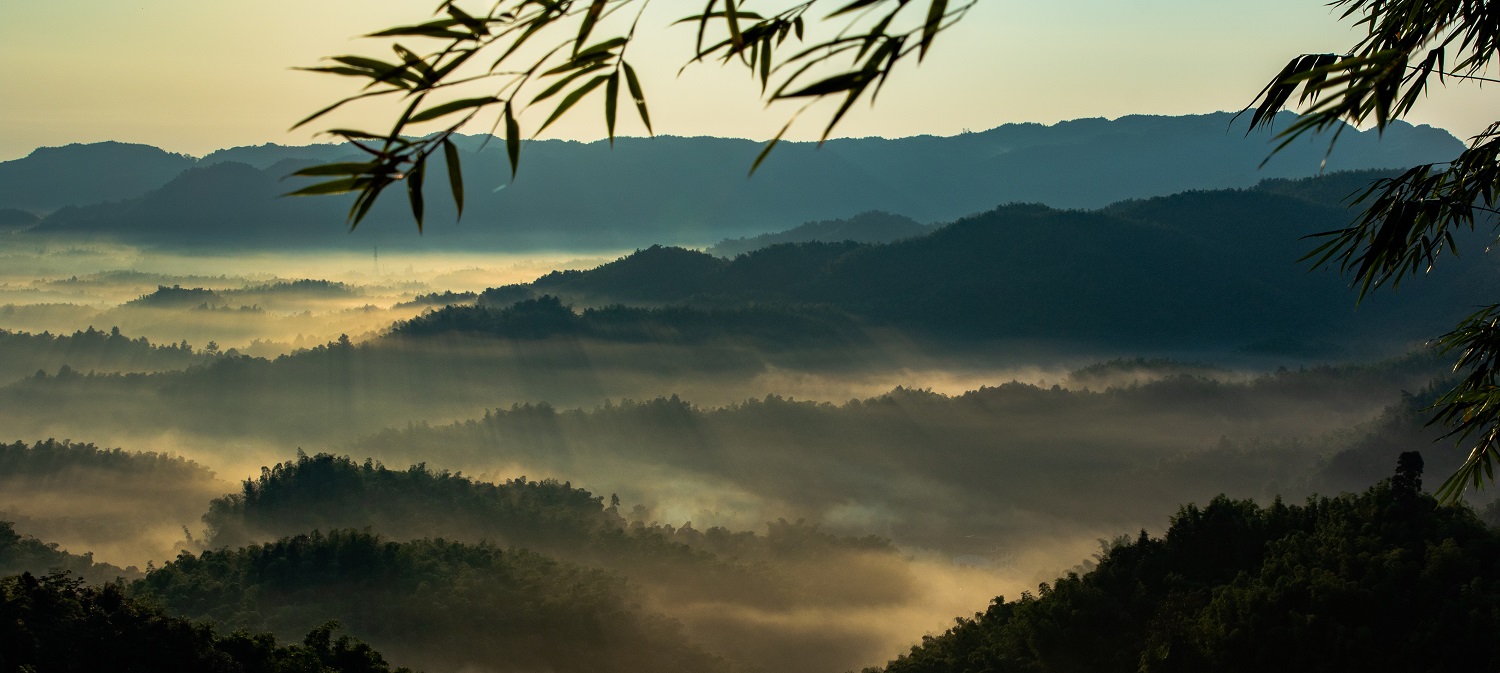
top-left (0, 0), bottom-right (1491, 160)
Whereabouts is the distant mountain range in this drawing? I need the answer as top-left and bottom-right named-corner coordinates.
top-left (444, 170), bottom-right (1500, 353)
top-left (0, 141), bottom-right (195, 213)
top-left (2, 111), bottom-right (1464, 251)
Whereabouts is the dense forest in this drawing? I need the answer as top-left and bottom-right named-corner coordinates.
top-left (0, 325), bottom-right (210, 381)
top-left (1, 570), bottom-right (412, 672)
top-left (136, 530), bottom-right (728, 673)
top-left (874, 456), bottom-right (1500, 673)
top-left (5, 450), bottom-right (1496, 673)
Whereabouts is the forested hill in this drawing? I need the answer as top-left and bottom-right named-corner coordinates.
top-left (409, 171), bottom-right (1500, 352)
top-left (12, 112), bottom-right (1461, 250)
top-left (0, 141), bottom-right (194, 213)
top-left (135, 530), bottom-right (729, 673)
top-left (873, 456), bottom-right (1500, 673)
top-left (706, 211), bottom-right (931, 257)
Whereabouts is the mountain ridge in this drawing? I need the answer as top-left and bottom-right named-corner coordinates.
top-left (8, 112), bottom-right (1464, 251)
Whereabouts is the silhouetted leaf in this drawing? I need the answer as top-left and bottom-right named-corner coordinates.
top-left (623, 62), bottom-right (652, 134)
top-left (442, 138), bottom-right (464, 219)
top-left (537, 74), bottom-right (609, 134)
top-left (605, 71), bottom-right (619, 142)
top-left (408, 97), bottom-right (502, 123)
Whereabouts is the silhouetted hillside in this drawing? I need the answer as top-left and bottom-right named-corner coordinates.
top-left (0, 207), bottom-right (38, 231)
top-left (874, 459), bottom-right (1500, 673)
top-left (0, 439), bottom-right (227, 567)
top-left (706, 211), bottom-right (929, 257)
top-left (0, 326), bottom-right (209, 382)
top-left (0, 142), bottom-right (195, 213)
top-left (434, 173), bottom-right (1499, 350)
top-left (0, 522), bottom-right (134, 584)
top-left (393, 295), bottom-right (867, 348)
top-left (33, 162), bottom-right (352, 247)
top-left (137, 529), bottom-right (730, 673)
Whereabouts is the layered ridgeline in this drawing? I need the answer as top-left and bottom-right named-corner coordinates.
top-left (5, 352), bottom-right (1447, 565)
top-left (6, 450), bottom-right (1497, 672)
top-left (136, 530), bottom-right (730, 673)
top-left (188, 453), bottom-right (909, 673)
top-left (6, 112), bottom-right (1461, 250)
top-left (397, 170), bottom-right (1500, 353)
top-left (0, 446), bottom-right (905, 673)
top-left (0, 521), bottom-right (134, 585)
top-left (201, 453), bottom-right (897, 598)
top-left (871, 457), bottom-right (1500, 673)
top-left (705, 211), bottom-right (931, 257)
top-left (0, 326), bottom-right (211, 382)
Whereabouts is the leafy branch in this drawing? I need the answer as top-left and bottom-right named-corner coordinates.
top-left (1244, 0), bottom-right (1500, 501)
top-left (291, 0), bottom-right (975, 229)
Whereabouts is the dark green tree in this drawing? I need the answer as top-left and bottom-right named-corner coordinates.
top-left (873, 455), bottom-right (1500, 673)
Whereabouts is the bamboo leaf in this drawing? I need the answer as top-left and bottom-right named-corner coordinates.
top-left (694, 0), bottom-right (720, 59)
top-left (750, 119), bottom-right (792, 175)
top-left (289, 162), bottom-right (380, 177)
top-left (407, 158), bottom-right (426, 232)
top-left (533, 62), bottom-right (611, 103)
top-left (505, 103), bottom-right (521, 179)
top-left (605, 71), bottom-right (619, 143)
top-left (776, 70), bottom-right (872, 98)
top-left (541, 51), bottom-right (613, 77)
top-left (829, 0), bottom-right (886, 17)
top-left (442, 138), bottom-right (465, 219)
top-left (286, 177), bottom-right (366, 196)
top-left (290, 90), bottom-right (396, 130)
top-left (724, 0), bottom-right (744, 49)
top-left (623, 61), bottom-right (652, 134)
top-left (537, 74), bottom-right (609, 134)
top-left (575, 0), bottom-right (608, 55)
top-left (408, 96), bottom-right (502, 123)
top-left (919, 0), bottom-right (948, 60)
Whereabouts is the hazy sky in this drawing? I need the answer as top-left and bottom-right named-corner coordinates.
top-left (0, 0), bottom-right (1491, 160)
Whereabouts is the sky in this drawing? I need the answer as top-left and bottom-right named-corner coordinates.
top-left (0, 0), bottom-right (1492, 161)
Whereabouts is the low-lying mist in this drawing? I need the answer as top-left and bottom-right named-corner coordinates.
top-left (0, 241), bottom-right (1474, 673)
top-left (0, 240), bottom-right (619, 353)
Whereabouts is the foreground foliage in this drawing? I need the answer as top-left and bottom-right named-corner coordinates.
top-left (877, 455), bottom-right (1500, 673)
top-left (0, 571), bottom-right (410, 672)
top-left (1247, 0), bottom-right (1500, 499)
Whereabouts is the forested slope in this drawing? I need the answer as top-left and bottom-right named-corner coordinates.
top-left (874, 457), bottom-right (1500, 673)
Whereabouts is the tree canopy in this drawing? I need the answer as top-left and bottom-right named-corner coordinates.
top-left (873, 454), bottom-right (1500, 673)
